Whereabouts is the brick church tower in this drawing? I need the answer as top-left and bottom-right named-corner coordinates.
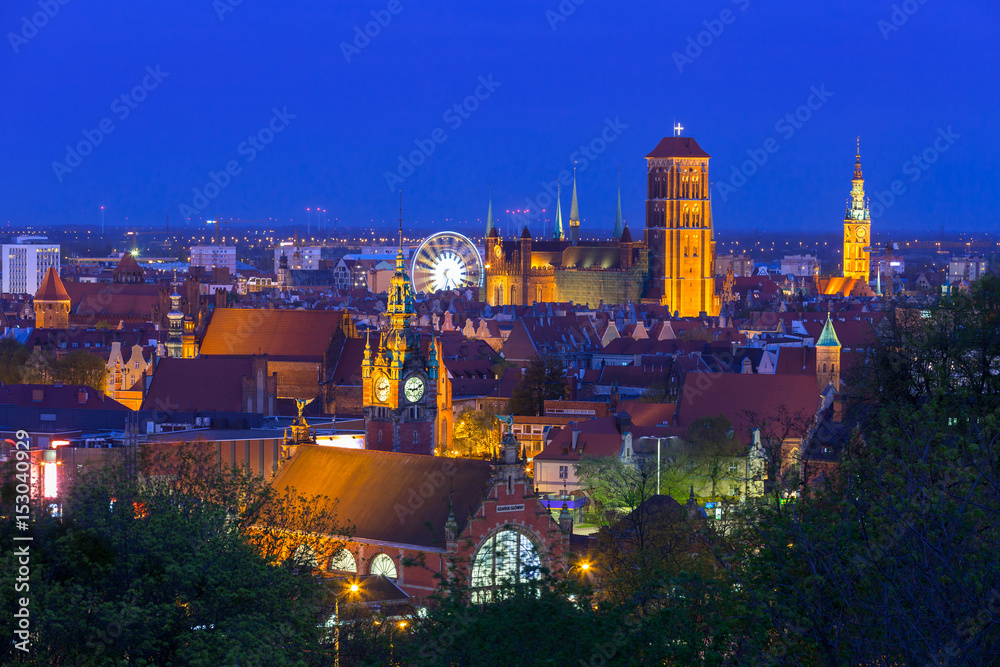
top-left (34, 267), bottom-right (71, 329)
top-left (843, 140), bottom-right (871, 281)
top-left (816, 313), bottom-right (842, 392)
top-left (644, 131), bottom-right (719, 317)
top-left (362, 222), bottom-right (439, 455)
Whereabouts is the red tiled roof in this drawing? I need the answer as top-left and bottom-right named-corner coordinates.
top-left (618, 400), bottom-right (675, 427)
top-left (646, 136), bottom-right (711, 159)
top-left (677, 373), bottom-right (821, 445)
top-left (201, 309), bottom-right (342, 360)
top-left (141, 357), bottom-right (255, 412)
top-left (271, 446), bottom-right (494, 549)
top-left (534, 417), bottom-right (623, 462)
top-left (35, 267), bottom-right (70, 301)
top-left (598, 364), bottom-right (672, 389)
top-left (0, 384), bottom-right (128, 410)
top-left (330, 337), bottom-right (366, 385)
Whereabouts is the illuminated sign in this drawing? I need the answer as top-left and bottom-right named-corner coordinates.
top-left (497, 503), bottom-right (525, 513)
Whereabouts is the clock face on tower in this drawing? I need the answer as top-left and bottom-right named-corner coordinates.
top-left (493, 245), bottom-right (502, 259)
top-left (374, 376), bottom-right (390, 403)
top-left (856, 226), bottom-right (867, 240)
top-left (404, 375), bottom-right (425, 403)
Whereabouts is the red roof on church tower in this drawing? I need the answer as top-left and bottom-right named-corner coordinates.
top-left (35, 267), bottom-right (70, 302)
top-left (115, 252), bottom-right (143, 275)
top-left (646, 137), bottom-right (711, 159)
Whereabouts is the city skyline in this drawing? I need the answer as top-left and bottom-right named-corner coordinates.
top-left (2, 2), bottom-right (997, 233)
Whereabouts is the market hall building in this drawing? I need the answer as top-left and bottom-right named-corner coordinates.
top-left (269, 428), bottom-right (575, 602)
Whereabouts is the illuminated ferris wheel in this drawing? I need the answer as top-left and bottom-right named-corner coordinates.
top-left (410, 231), bottom-right (484, 294)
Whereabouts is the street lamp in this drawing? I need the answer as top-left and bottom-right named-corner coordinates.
top-left (333, 579), bottom-right (361, 667)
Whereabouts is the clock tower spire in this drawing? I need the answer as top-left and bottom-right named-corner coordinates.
top-left (362, 193), bottom-right (439, 455)
top-left (843, 139), bottom-right (871, 281)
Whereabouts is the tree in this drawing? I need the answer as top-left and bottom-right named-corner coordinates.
top-left (719, 279), bottom-right (1000, 665)
top-left (0, 445), bottom-right (352, 665)
top-left (452, 407), bottom-right (499, 458)
top-left (685, 414), bottom-right (741, 500)
top-left (508, 356), bottom-right (566, 416)
top-left (0, 338), bottom-right (29, 384)
top-left (55, 349), bottom-right (109, 392)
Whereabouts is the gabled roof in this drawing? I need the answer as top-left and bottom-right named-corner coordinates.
top-left (534, 417), bottom-right (624, 462)
top-left (270, 446), bottom-right (494, 550)
top-left (645, 137), bottom-right (710, 159)
top-left (677, 373), bottom-right (821, 445)
top-left (35, 267), bottom-right (70, 302)
top-left (141, 356), bottom-right (255, 412)
top-left (200, 309), bottom-right (342, 360)
top-left (618, 400), bottom-right (675, 427)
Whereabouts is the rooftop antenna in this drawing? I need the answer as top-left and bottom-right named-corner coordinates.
top-left (398, 189), bottom-right (403, 253)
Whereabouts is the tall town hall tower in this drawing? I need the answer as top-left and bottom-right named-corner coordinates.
top-left (362, 225), bottom-right (439, 456)
top-left (644, 133), bottom-right (719, 317)
top-left (842, 141), bottom-right (871, 281)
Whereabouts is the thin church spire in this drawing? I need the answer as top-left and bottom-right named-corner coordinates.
top-left (486, 182), bottom-right (494, 237)
top-left (569, 166), bottom-right (580, 245)
top-left (553, 184), bottom-right (564, 240)
top-left (614, 168), bottom-right (623, 239)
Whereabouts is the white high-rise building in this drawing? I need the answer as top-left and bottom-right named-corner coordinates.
top-left (190, 245), bottom-right (236, 273)
top-left (3, 238), bottom-right (61, 295)
top-left (274, 243), bottom-right (321, 270)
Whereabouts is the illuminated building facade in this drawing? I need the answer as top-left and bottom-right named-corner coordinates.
top-left (361, 242), bottom-right (439, 455)
top-left (269, 425), bottom-right (573, 603)
top-left (644, 135), bottom-right (719, 317)
top-left (843, 143), bottom-right (871, 281)
top-left (33, 266), bottom-right (71, 329)
top-left (483, 174), bottom-right (647, 308)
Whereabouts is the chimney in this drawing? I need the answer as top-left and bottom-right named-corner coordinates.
top-left (833, 396), bottom-right (845, 423)
top-left (78, 390), bottom-right (87, 404)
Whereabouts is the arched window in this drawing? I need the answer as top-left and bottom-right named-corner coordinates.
top-left (370, 553), bottom-right (397, 579)
top-left (328, 548), bottom-right (357, 573)
top-left (471, 529), bottom-right (541, 602)
top-left (292, 544), bottom-right (318, 569)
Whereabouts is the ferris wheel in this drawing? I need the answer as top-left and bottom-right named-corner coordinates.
top-left (410, 231), bottom-right (484, 294)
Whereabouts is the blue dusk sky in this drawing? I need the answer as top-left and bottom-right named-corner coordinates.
top-left (1, 0), bottom-right (997, 239)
